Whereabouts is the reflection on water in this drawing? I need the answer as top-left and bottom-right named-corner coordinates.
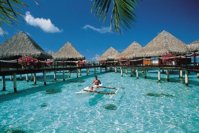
top-left (5, 128), bottom-right (27, 133)
top-left (88, 94), bottom-right (104, 106)
top-left (45, 88), bottom-right (62, 94)
top-left (40, 103), bottom-right (48, 108)
top-left (146, 92), bottom-right (174, 97)
top-left (69, 79), bottom-right (85, 83)
top-left (103, 104), bottom-right (117, 110)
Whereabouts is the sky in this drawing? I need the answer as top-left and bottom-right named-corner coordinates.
top-left (0, 0), bottom-right (199, 60)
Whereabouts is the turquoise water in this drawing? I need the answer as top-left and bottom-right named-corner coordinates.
top-left (0, 70), bottom-right (199, 132)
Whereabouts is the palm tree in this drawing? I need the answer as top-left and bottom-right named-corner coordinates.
top-left (92, 0), bottom-right (138, 32)
top-left (0, 0), bottom-right (24, 25)
top-left (0, 0), bottom-right (138, 32)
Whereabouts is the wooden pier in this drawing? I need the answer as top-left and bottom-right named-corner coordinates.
top-left (0, 61), bottom-right (198, 93)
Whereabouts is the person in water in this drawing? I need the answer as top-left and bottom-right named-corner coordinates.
top-left (90, 75), bottom-right (101, 91)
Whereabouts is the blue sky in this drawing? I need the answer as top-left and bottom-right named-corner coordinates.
top-left (0, 0), bottom-right (199, 60)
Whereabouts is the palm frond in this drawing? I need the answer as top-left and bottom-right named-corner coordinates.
top-left (0, 0), bottom-right (25, 25)
top-left (92, 0), bottom-right (138, 32)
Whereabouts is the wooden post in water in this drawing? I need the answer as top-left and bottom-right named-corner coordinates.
top-left (94, 67), bottom-right (96, 75)
top-left (185, 70), bottom-right (189, 86)
top-left (68, 70), bottom-right (71, 78)
top-left (13, 73), bottom-right (17, 93)
top-left (136, 69), bottom-right (139, 79)
top-left (179, 70), bottom-right (183, 79)
top-left (105, 67), bottom-right (107, 72)
top-left (33, 73), bottom-right (37, 85)
top-left (54, 71), bottom-right (57, 81)
top-left (63, 70), bottom-right (65, 81)
top-left (10, 75), bottom-right (13, 81)
top-left (43, 71), bottom-right (47, 85)
top-left (79, 69), bottom-right (82, 76)
top-left (120, 67), bottom-right (123, 77)
top-left (125, 68), bottom-right (128, 74)
top-left (100, 67), bottom-right (102, 73)
top-left (197, 73), bottom-right (199, 78)
top-left (76, 69), bottom-right (79, 78)
top-left (158, 70), bottom-right (161, 82)
top-left (2, 76), bottom-right (6, 91)
top-left (31, 73), bottom-right (34, 81)
top-left (144, 70), bottom-right (147, 79)
top-left (20, 74), bottom-right (22, 80)
top-left (166, 70), bottom-right (169, 81)
top-left (86, 68), bottom-right (89, 76)
top-left (115, 67), bottom-right (117, 73)
top-left (26, 74), bottom-right (29, 82)
top-left (130, 68), bottom-right (133, 77)
top-left (88, 68), bottom-right (90, 75)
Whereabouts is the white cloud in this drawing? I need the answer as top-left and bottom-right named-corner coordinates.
top-left (0, 27), bottom-right (7, 36)
top-left (82, 25), bottom-right (111, 34)
top-left (24, 11), bottom-right (61, 33)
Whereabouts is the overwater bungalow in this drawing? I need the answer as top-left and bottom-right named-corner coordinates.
top-left (99, 47), bottom-right (119, 66)
top-left (116, 41), bottom-right (142, 66)
top-left (133, 30), bottom-right (190, 66)
top-left (187, 40), bottom-right (199, 66)
top-left (0, 31), bottom-right (52, 69)
top-left (53, 42), bottom-right (85, 66)
top-left (0, 31), bottom-right (52, 60)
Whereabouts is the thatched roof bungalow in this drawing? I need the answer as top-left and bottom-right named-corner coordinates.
top-left (135, 30), bottom-right (188, 58)
top-left (0, 31), bottom-right (52, 60)
top-left (99, 47), bottom-right (119, 61)
top-left (117, 41), bottom-right (142, 60)
top-left (187, 40), bottom-right (199, 53)
top-left (53, 42), bottom-right (84, 61)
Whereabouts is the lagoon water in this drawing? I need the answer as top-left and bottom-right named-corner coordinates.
top-left (0, 71), bottom-right (199, 132)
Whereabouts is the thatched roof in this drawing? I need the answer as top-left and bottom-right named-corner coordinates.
top-left (116, 41), bottom-right (142, 59)
top-left (99, 47), bottom-right (119, 61)
top-left (0, 31), bottom-right (52, 60)
top-left (135, 30), bottom-right (188, 58)
top-left (187, 40), bottom-right (199, 52)
top-left (53, 42), bottom-right (84, 60)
